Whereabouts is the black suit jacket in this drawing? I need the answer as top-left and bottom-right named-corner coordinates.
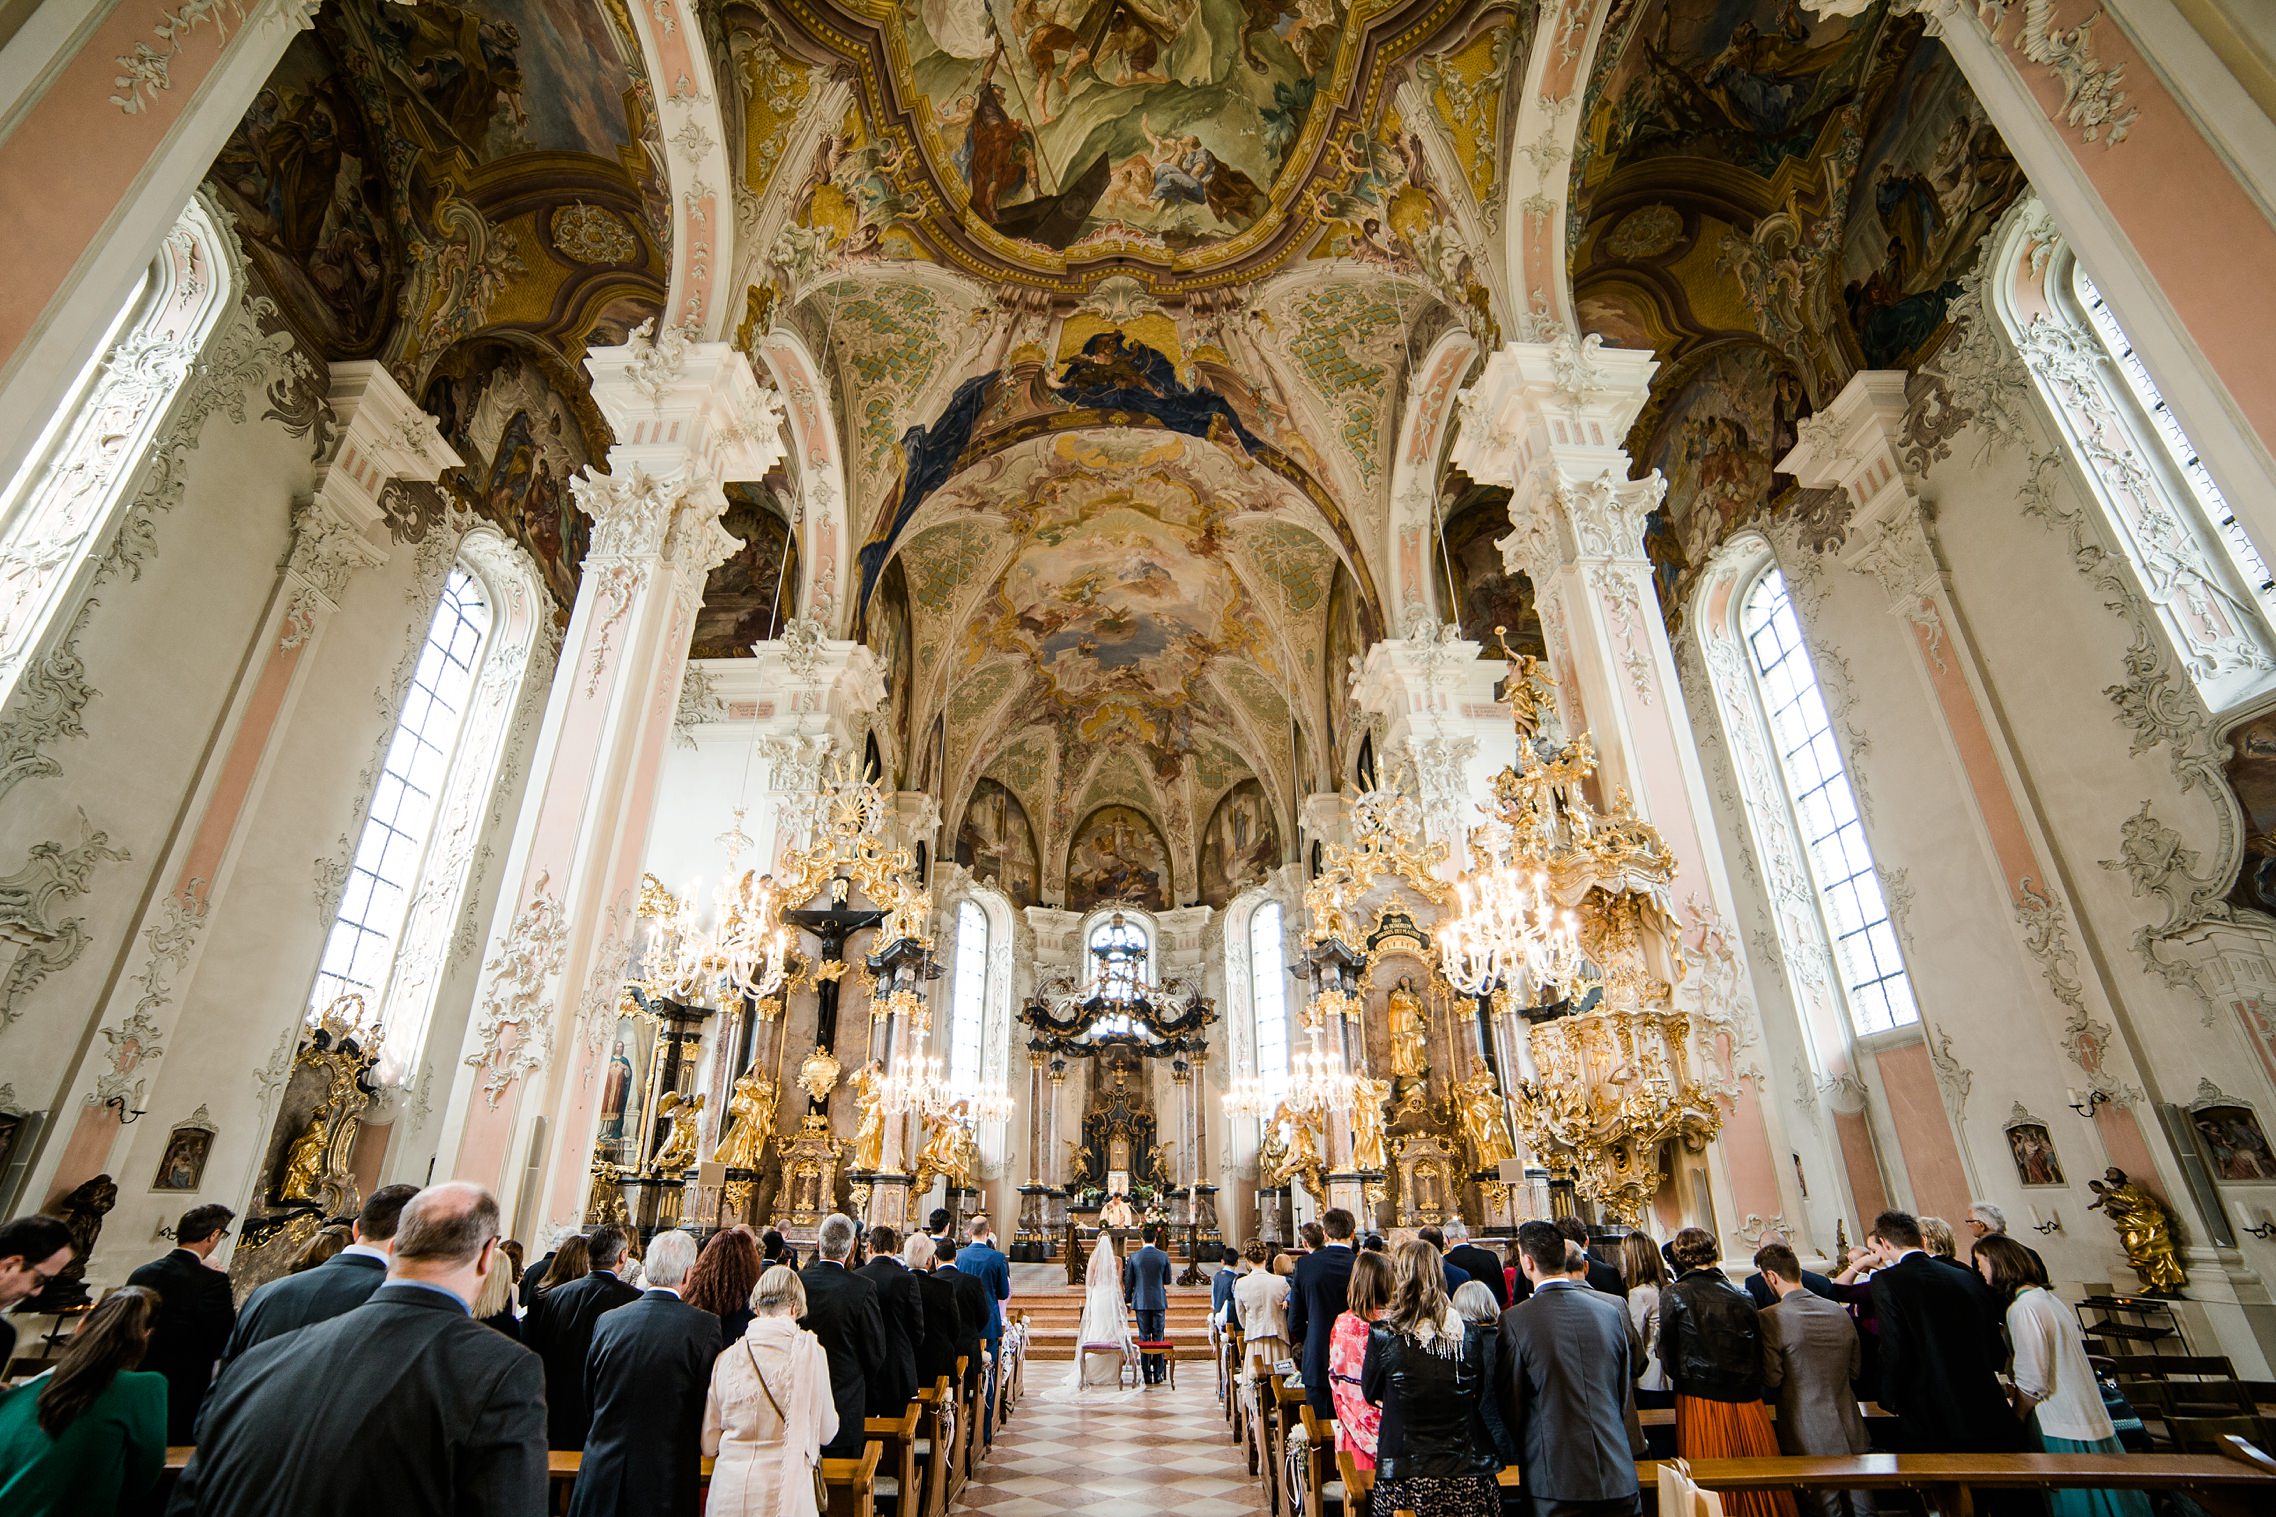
top-left (1868, 1253), bottom-right (2018, 1453)
top-left (126, 1248), bottom-right (237, 1443)
top-left (856, 1256), bottom-right (924, 1414)
top-left (519, 1253), bottom-right (554, 1306)
top-left (942, 1264), bottom-right (988, 1378)
top-left (1446, 1245), bottom-right (1508, 1308)
top-left (1743, 1268), bottom-right (1837, 1310)
top-left (170, 1283), bottom-right (545, 1517)
top-left (1287, 1244), bottom-right (1355, 1414)
top-left (522, 1268), bottom-right (640, 1448)
top-left (567, 1290), bottom-right (722, 1517)
top-left (1498, 1281), bottom-right (1642, 1503)
top-left (800, 1261), bottom-right (887, 1458)
top-left (222, 1251), bottom-right (388, 1368)
top-left (1582, 1255), bottom-right (1628, 1299)
top-left (913, 1267), bottom-right (963, 1388)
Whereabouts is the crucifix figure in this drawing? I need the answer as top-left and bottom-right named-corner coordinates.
top-left (785, 874), bottom-right (886, 1116)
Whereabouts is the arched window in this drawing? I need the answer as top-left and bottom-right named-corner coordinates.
top-left (1249, 900), bottom-right (1290, 1091)
top-left (948, 898), bottom-right (988, 1087)
top-left (1086, 912), bottom-right (1151, 998)
top-left (1740, 568), bottom-right (1918, 1036)
top-left (1998, 210), bottom-right (2276, 712)
top-left (0, 198), bottom-right (234, 706)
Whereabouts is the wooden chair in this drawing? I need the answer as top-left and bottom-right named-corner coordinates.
top-left (822, 1441), bottom-right (884, 1517)
top-left (1135, 1335), bottom-right (1177, 1388)
top-left (863, 1404), bottom-right (921, 1517)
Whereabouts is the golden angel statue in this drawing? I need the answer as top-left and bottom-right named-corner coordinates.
top-left (915, 1105), bottom-right (977, 1191)
top-left (849, 1059), bottom-right (888, 1171)
top-left (1261, 1100), bottom-right (1326, 1194)
top-left (652, 1090), bottom-right (705, 1174)
top-left (276, 1105), bottom-right (331, 1203)
top-left (712, 1070), bottom-right (779, 1170)
top-left (1456, 1067), bottom-right (1518, 1170)
top-left (1350, 1075), bottom-right (1392, 1172)
top-left (2088, 1165), bottom-right (2187, 1293)
top-left (1387, 977), bottom-right (1430, 1082)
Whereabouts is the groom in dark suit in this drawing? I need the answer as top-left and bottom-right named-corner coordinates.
top-left (1124, 1223), bottom-right (1173, 1385)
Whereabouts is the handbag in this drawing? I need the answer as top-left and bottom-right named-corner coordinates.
top-left (747, 1337), bottom-right (831, 1512)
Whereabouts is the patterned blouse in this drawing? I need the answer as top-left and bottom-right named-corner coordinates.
top-left (1327, 1310), bottom-right (1380, 1467)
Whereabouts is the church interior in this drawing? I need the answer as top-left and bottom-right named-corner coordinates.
top-left (10, 0), bottom-right (2276, 1461)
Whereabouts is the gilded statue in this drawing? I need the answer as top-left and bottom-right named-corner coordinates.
top-left (915, 1105), bottom-right (978, 1190)
top-left (712, 1070), bottom-right (779, 1171)
top-left (1350, 1074), bottom-right (1392, 1172)
top-left (849, 1059), bottom-right (888, 1171)
top-left (276, 1105), bottom-right (331, 1203)
top-left (652, 1090), bottom-right (705, 1174)
top-left (1260, 1100), bottom-right (1326, 1194)
top-left (1456, 1067), bottom-right (1518, 1170)
top-left (1387, 977), bottom-right (1429, 1082)
top-left (2088, 1165), bottom-right (2187, 1293)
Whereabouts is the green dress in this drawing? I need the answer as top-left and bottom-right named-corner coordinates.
top-left (0, 1368), bottom-right (167, 1515)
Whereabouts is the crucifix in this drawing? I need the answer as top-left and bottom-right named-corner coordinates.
top-left (784, 874), bottom-right (886, 1115)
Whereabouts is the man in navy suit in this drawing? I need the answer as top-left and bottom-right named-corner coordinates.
top-left (570, 1229), bottom-right (722, 1517)
top-left (1287, 1206), bottom-right (1356, 1416)
top-left (1124, 1224), bottom-right (1174, 1385)
top-left (953, 1215), bottom-right (1011, 1436)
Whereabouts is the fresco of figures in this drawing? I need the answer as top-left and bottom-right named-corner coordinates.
top-left (957, 778), bottom-right (1042, 908)
top-left (1198, 778), bottom-right (1280, 909)
top-left (1066, 804), bottom-right (1172, 911)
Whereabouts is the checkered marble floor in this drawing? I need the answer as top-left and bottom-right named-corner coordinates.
top-left (956, 1378), bottom-right (1265, 1517)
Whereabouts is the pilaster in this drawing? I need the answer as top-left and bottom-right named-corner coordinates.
top-left (438, 331), bottom-right (782, 1237)
top-left (1453, 334), bottom-right (1799, 1244)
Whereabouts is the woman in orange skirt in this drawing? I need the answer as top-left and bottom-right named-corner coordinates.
top-left (1657, 1226), bottom-right (1797, 1517)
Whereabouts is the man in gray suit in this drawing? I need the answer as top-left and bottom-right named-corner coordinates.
top-left (1497, 1220), bottom-right (1641, 1517)
top-left (1124, 1223), bottom-right (1173, 1385)
top-left (1756, 1242), bottom-right (1871, 1517)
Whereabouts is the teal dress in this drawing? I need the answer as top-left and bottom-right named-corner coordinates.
top-left (0, 1368), bottom-right (167, 1515)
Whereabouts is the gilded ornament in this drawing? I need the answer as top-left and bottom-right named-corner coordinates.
top-left (712, 1069), bottom-right (779, 1169)
top-left (550, 203), bottom-right (637, 265)
top-left (275, 1104), bottom-right (330, 1203)
top-left (798, 1045), bottom-right (843, 1102)
top-left (1386, 976), bottom-right (1430, 1082)
top-left (1454, 1068), bottom-right (1517, 1170)
top-left (913, 1103), bottom-right (980, 1191)
top-left (849, 1059), bottom-right (888, 1170)
top-left (2088, 1166), bottom-right (2187, 1294)
top-left (652, 1090), bottom-right (705, 1174)
top-left (1350, 1074), bottom-right (1392, 1173)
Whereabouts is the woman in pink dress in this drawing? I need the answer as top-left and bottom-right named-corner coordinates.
top-left (1326, 1250), bottom-right (1395, 1473)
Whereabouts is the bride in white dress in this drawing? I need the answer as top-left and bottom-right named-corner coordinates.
top-left (1061, 1233), bottom-right (1137, 1396)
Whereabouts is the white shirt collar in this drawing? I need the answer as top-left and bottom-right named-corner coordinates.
top-left (648, 1284), bottom-right (681, 1298)
top-left (341, 1243), bottom-right (389, 1263)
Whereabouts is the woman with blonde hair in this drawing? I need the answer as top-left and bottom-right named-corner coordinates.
top-left (1234, 1237), bottom-right (1290, 1375)
top-left (1359, 1239), bottom-right (1513, 1517)
top-left (705, 1263), bottom-right (839, 1517)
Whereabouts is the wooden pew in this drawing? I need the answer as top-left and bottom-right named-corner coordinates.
top-left (863, 1404), bottom-right (921, 1517)
top-left (1297, 1405), bottom-right (1344, 1517)
top-left (824, 1441), bottom-right (885, 1517)
top-left (945, 1355), bottom-right (973, 1502)
top-left (912, 1375), bottom-right (952, 1517)
top-left (1268, 1378), bottom-right (1309, 1517)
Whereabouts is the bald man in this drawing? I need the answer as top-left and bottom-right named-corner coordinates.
top-left (170, 1182), bottom-right (546, 1517)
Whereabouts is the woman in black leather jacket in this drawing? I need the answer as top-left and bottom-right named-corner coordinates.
top-left (1656, 1227), bottom-right (1795, 1517)
top-left (1359, 1239), bottom-right (1516, 1517)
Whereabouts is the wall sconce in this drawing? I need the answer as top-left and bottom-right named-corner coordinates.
top-left (103, 1095), bottom-right (145, 1125)
top-left (2066, 1087), bottom-right (2108, 1119)
top-left (2243, 1207), bottom-right (2276, 1241)
top-left (2031, 1207), bottom-right (2063, 1236)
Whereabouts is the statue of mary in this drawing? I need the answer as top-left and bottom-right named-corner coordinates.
top-left (1061, 1232), bottom-right (1137, 1395)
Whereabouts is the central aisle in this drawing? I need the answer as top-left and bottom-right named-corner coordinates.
top-left (954, 1377), bottom-right (1266, 1517)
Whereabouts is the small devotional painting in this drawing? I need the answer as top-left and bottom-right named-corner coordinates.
top-left (2193, 1103), bottom-right (2276, 1182)
top-left (152, 1118), bottom-right (216, 1192)
top-left (2003, 1118), bottom-right (2065, 1188)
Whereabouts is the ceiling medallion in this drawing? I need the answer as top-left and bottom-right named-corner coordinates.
top-left (1603, 205), bottom-right (1682, 262)
top-left (551, 203), bottom-right (636, 266)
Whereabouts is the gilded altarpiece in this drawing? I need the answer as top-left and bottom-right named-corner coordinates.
top-left (229, 997), bottom-right (382, 1297)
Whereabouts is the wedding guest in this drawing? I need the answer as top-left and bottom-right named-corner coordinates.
top-left (906, 1236), bottom-right (962, 1388)
top-left (0, 1215), bottom-right (72, 1374)
top-left (1659, 1227), bottom-right (1794, 1517)
top-left (1418, 1226), bottom-right (1472, 1293)
top-left (472, 1250), bottom-right (520, 1339)
top-left (1452, 1280), bottom-right (1500, 1331)
top-left (497, 1240), bottom-right (526, 1302)
top-left (1756, 1243), bottom-right (1871, 1517)
top-left (763, 1229), bottom-right (802, 1272)
top-left (858, 1224), bottom-right (924, 1411)
top-left (1361, 1238), bottom-right (1514, 1517)
top-left (689, 1227), bottom-right (766, 1345)
top-left (1210, 1243), bottom-right (1241, 1350)
top-left (704, 1265), bottom-right (838, 1517)
top-left (519, 1224), bottom-right (571, 1305)
top-left (533, 1234), bottom-right (592, 1299)
top-left (292, 1225), bottom-right (351, 1273)
top-left (1919, 1217), bottom-right (1962, 1261)
top-left (951, 1216), bottom-right (1010, 1439)
top-left (1328, 1251), bottom-right (1394, 1474)
top-left (1290, 1207), bottom-right (1356, 1416)
top-left (1235, 1238), bottom-right (1291, 1376)
top-left (932, 1238), bottom-right (987, 1392)
top-left (1621, 1233), bottom-right (1673, 1413)
top-left (1976, 1235), bottom-right (2146, 1517)
top-left (1740, 1228), bottom-right (1836, 1309)
top-left (1499, 1220), bottom-right (1642, 1517)
top-left (524, 1224), bottom-right (640, 1449)
top-left (571, 1230), bottom-right (722, 1517)
top-left (172, 1182), bottom-right (546, 1516)
top-left (1964, 1201), bottom-right (2046, 1277)
top-left (1556, 1216), bottom-right (1626, 1297)
top-left (224, 1184), bottom-right (418, 1366)
top-left (1300, 1221), bottom-right (1327, 1253)
top-left (801, 1214), bottom-right (887, 1459)
top-left (126, 1202), bottom-right (236, 1443)
top-left (1866, 1210), bottom-right (2016, 1455)
top-left (0, 1285), bottom-right (165, 1516)
top-left (1443, 1221), bottom-right (1506, 1310)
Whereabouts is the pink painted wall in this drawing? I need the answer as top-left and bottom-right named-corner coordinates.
top-left (1875, 1041), bottom-right (1971, 1223)
top-left (1833, 1108), bottom-right (1890, 1224)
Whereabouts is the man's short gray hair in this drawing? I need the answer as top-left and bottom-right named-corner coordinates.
top-left (902, 1234), bottom-right (936, 1270)
top-left (1442, 1218), bottom-right (1470, 1244)
top-left (818, 1212), bottom-right (858, 1260)
top-left (1969, 1200), bottom-right (2008, 1233)
top-left (646, 1229), bottom-right (698, 1288)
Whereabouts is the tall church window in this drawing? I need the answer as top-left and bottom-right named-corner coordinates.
top-left (948, 898), bottom-right (988, 1087)
top-left (1250, 901), bottom-right (1290, 1091)
top-left (312, 568), bottom-right (491, 1065)
top-left (0, 198), bottom-right (234, 708)
top-left (1740, 569), bottom-right (1919, 1035)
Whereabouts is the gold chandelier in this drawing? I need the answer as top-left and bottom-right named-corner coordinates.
top-left (1441, 652), bottom-right (1721, 1225)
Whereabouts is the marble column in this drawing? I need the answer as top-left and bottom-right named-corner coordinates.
top-left (1452, 333), bottom-right (1799, 1243)
top-left (438, 332), bottom-right (780, 1236)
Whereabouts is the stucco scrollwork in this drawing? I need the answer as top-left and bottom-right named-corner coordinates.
top-left (0, 811), bottom-right (130, 1028)
top-left (464, 873), bottom-right (570, 1105)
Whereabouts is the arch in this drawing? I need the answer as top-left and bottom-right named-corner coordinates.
top-left (1502, 0), bottom-right (1627, 337)
top-left (621, 0), bottom-right (730, 335)
top-left (753, 324), bottom-right (851, 634)
top-left (1386, 327), bottom-right (1481, 632)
